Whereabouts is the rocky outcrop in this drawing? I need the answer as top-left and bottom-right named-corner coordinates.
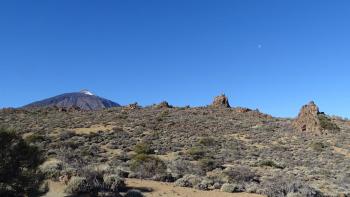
top-left (293, 101), bottom-right (321, 133)
top-left (126, 102), bottom-right (140, 110)
top-left (211, 94), bottom-right (230, 108)
top-left (154, 101), bottom-right (172, 109)
top-left (293, 101), bottom-right (339, 134)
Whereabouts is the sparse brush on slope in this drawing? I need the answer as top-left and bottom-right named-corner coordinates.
top-left (1, 100), bottom-right (349, 196)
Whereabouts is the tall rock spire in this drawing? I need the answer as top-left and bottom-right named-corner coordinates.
top-left (211, 94), bottom-right (230, 108)
top-left (293, 101), bottom-right (339, 135)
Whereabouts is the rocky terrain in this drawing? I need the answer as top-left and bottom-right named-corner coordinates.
top-left (0, 95), bottom-right (349, 196)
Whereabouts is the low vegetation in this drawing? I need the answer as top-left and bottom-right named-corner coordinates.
top-left (0, 105), bottom-right (349, 196)
top-left (318, 114), bottom-right (340, 131)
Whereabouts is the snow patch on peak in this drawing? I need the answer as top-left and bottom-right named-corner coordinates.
top-left (80, 89), bottom-right (94, 96)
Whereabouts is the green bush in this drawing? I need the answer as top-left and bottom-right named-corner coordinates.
top-left (133, 142), bottom-right (154, 154)
top-left (79, 165), bottom-right (108, 194)
top-left (39, 160), bottom-right (63, 180)
top-left (318, 114), bottom-right (340, 131)
top-left (258, 160), bottom-right (285, 169)
top-left (310, 141), bottom-right (325, 152)
top-left (103, 174), bottom-right (125, 192)
top-left (65, 165), bottom-right (126, 195)
top-left (261, 178), bottom-right (323, 197)
top-left (64, 176), bottom-right (90, 194)
top-left (174, 174), bottom-right (202, 188)
top-left (0, 128), bottom-right (45, 196)
top-left (168, 159), bottom-right (200, 178)
top-left (187, 146), bottom-right (206, 160)
top-left (221, 183), bottom-right (240, 193)
top-left (130, 154), bottom-right (166, 179)
top-left (199, 137), bottom-right (216, 146)
top-left (194, 179), bottom-right (214, 191)
top-left (25, 133), bottom-right (46, 144)
top-left (224, 166), bottom-right (258, 183)
top-left (198, 157), bottom-right (218, 172)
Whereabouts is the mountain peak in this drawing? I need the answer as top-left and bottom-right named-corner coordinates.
top-left (23, 90), bottom-right (120, 110)
top-left (80, 89), bottom-right (94, 96)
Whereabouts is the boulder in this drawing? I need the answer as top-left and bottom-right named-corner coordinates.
top-left (154, 101), bottom-right (172, 109)
top-left (211, 94), bottom-right (230, 108)
top-left (126, 102), bottom-right (140, 110)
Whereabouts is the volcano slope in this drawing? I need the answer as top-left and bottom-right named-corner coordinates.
top-left (0, 105), bottom-right (349, 196)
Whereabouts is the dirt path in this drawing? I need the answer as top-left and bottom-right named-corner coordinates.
top-left (125, 178), bottom-right (264, 197)
top-left (43, 179), bottom-right (264, 197)
top-left (43, 181), bottom-right (67, 197)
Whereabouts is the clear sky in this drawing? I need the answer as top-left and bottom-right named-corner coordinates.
top-left (0, 0), bottom-right (349, 118)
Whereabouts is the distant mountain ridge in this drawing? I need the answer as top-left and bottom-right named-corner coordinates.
top-left (23, 90), bottom-right (120, 110)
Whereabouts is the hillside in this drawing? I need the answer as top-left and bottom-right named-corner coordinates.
top-left (0, 98), bottom-right (349, 196)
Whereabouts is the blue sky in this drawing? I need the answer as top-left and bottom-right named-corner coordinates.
top-left (0, 0), bottom-right (349, 118)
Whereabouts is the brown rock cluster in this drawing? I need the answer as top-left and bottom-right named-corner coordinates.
top-left (126, 102), bottom-right (140, 110)
top-left (293, 101), bottom-right (321, 133)
top-left (235, 107), bottom-right (252, 113)
top-left (293, 101), bottom-right (339, 134)
top-left (211, 94), bottom-right (230, 108)
top-left (154, 101), bottom-right (172, 109)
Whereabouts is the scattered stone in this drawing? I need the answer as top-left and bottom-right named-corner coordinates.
top-left (211, 94), bottom-right (230, 108)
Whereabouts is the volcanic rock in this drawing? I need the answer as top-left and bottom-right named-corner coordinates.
top-left (154, 101), bottom-right (173, 109)
top-left (126, 102), bottom-right (140, 110)
top-left (211, 94), bottom-right (230, 108)
top-left (293, 101), bottom-right (339, 134)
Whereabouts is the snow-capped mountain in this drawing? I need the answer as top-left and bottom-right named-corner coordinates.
top-left (80, 89), bottom-right (94, 96)
top-left (23, 90), bottom-right (120, 110)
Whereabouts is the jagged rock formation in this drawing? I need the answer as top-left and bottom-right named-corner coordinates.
top-left (211, 94), bottom-right (230, 108)
top-left (23, 90), bottom-right (120, 110)
top-left (293, 101), bottom-right (339, 134)
top-left (126, 102), bottom-right (140, 110)
top-left (293, 101), bottom-right (321, 133)
top-left (153, 101), bottom-right (172, 109)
